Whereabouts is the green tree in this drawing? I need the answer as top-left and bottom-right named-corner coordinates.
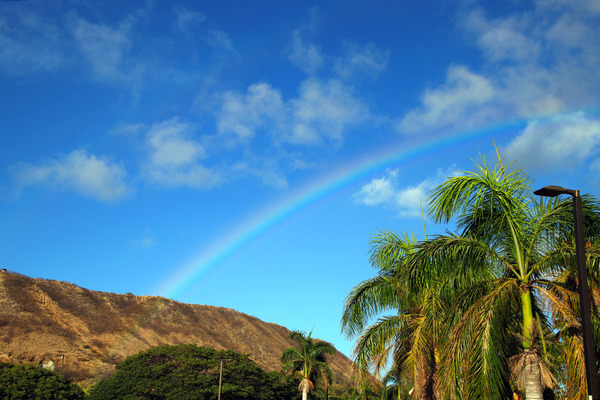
top-left (0, 362), bottom-right (84, 400)
top-left (281, 330), bottom-right (337, 400)
top-left (87, 344), bottom-right (296, 400)
top-left (410, 160), bottom-right (600, 399)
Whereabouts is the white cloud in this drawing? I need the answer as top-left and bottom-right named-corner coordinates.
top-left (289, 78), bottom-right (368, 145)
top-left (148, 121), bottom-right (204, 167)
top-left (111, 123), bottom-right (147, 136)
top-left (173, 8), bottom-right (206, 33)
top-left (72, 18), bottom-right (133, 81)
top-left (231, 160), bottom-right (288, 189)
top-left (216, 78), bottom-right (367, 146)
top-left (286, 8), bottom-right (324, 75)
top-left (353, 170), bottom-right (399, 207)
top-left (0, 10), bottom-right (65, 75)
top-left (399, 3), bottom-right (600, 135)
top-left (206, 30), bottom-right (235, 52)
top-left (143, 118), bottom-right (221, 189)
top-left (503, 112), bottom-right (600, 173)
top-left (334, 41), bottom-right (390, 80)
top-left (11, 150), bottom-right (130, 202)
top-left (463, 10), bottom-right (540, 63)
top-left (538, 0), bottom-right (600, 14)
top-left (354, 168), bottom-right (455, 217)
top-left (288, 30), bottom-right (324, 75)
top-left (399, 66), bottom-right (496, 133)
top-left (217, 83), bottom-right (286, 141)
top-left (71, 15), bottom-right (148, 86)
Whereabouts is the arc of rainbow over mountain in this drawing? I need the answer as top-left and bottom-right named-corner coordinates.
top-left (157, 123), bottom-right (516, 300)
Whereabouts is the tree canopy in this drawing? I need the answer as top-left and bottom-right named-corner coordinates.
top-left (0, 362), bottom-right (84, 400)
top-left (86, 344), bottom-right (296, 400)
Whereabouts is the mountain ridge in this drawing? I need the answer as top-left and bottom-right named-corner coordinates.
top-left (0, 270), bottom-right (354, 387)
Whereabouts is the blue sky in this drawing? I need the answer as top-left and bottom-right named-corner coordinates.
top-left (1, 0), bottom-right (600, 358)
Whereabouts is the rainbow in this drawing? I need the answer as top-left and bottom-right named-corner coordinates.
top-left (157, 121), bottom-right (520, 300)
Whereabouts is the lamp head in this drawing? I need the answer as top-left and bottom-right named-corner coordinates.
top-left (534, 185), bottom-right (578, 197)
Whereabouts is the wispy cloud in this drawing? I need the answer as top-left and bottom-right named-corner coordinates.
top-left (286, 8), bottom-right (324, 75)
top-left (173, 7), bottom-right (206, 33)
top-left (212, 74), bottom-right (369, 187)
top-left (288, 31), bottom-right (323, 75)
top-left (216, 78), bottom-right (368, 147)
top-left (142, 118), bottom-right (221, 189)
top-left (217, 83), bottom-right (286, 142)
top-left (72, 17), bottom-right (137, 82)
top-left (353, 168), bottom-right (456, 217)
top-left (353, 170), bottom-right (399, 207)
top-left (0, 9), bottom-right (66, 75)
top-left (230, 158), bottom-right (288, 190)
top-left (10, 150), bottom-right (130, 202)
top-left (503, 112), bottom-right (600, 174)
top-left (289, 78), bottom-right (368, 144)
top-left (539, 0), bottom-right (600, 14)
top-left (465, 9), bottom-right (540, 63)
top-left (130, 234), bottom-right (157, 248)
top-left (398, 2), bottom-right (600, 134)
top-left (399, 65), bottom-right (496, 133)
top-left (334, 41), bottom-right (389, 81)
top-left (205, 30), bottom-right (235, 52)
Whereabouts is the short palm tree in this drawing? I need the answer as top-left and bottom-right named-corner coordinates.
top-left (281, 330), bottom-right (336, 400)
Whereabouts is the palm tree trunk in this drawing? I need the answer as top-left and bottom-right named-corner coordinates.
top-left (521, 289), bottom-right (545, 399)
top-left (524, 361), bottom-right (544, 400)
top-left (302, 386), bottom-right (308, 400)
top-left (521, 289), bottom-right (534, 349)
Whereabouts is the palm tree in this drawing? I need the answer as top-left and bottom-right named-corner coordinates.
top-left (408, 159), bottom-right (600, 399)
top-left (341, 232), bottom-right (450, 399)
top-left (281, 330), bottom-right (336, 400)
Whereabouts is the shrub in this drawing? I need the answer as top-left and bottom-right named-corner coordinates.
top-left (0, 362), bottom-right (84, 400)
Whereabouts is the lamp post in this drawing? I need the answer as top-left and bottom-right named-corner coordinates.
top-left (534, 185), bottom-right (600, 400)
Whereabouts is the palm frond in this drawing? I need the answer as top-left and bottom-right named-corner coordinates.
top-left (342, 275), bottom-right (400, 337)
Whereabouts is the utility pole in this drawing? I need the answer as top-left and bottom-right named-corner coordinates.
top-left (218, 359), bottom-right (232, 400)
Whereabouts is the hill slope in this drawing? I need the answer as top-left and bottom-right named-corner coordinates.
top-left (0, 270), bottom-right (353, 386)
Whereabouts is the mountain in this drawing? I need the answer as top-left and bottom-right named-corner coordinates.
top-left (0, 270), bottom-right (354, 387)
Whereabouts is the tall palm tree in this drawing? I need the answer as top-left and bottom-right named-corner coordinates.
top-left (281, 330), bottom-right (336, 400)
top-left (408, 159), bottom-right (600, 399)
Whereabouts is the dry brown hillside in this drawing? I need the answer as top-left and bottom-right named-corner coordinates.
top-left (0, 270), bottom-right (354, 387)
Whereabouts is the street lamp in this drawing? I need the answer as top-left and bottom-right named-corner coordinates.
top-left (534, 185), bottom-right (600, 400)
